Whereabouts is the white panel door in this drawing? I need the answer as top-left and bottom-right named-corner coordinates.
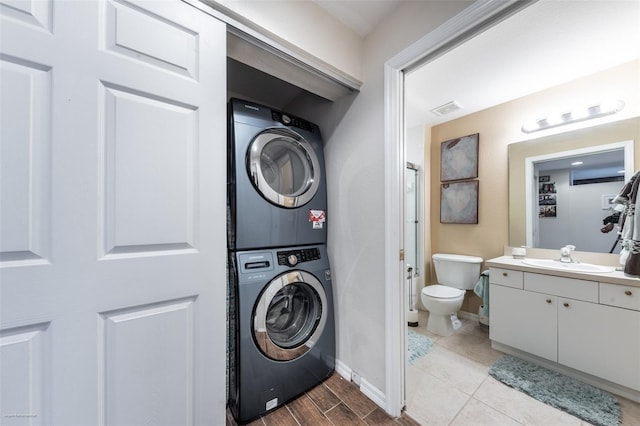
top-left (0, 1), bottom-right (226, 424)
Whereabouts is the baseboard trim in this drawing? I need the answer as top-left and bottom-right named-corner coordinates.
top-left (334, 359), bottom-right (386, 410)
top-left (360, 377), bottom-right (386, 409)
top-left (457, 310), bottom-right (478, 321)
top-left (334, 358), bottom-right (352, 381)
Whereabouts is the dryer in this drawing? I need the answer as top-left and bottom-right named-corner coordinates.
top-left (228, 244), bottom-right (335, 423)
top-left (228, 98), bottom-right (328, 251)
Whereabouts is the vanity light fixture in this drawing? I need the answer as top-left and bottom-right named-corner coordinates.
top-left (521, 100), bottom-right (625, 133)
top-left (571, 161), bottom-right (583, 166)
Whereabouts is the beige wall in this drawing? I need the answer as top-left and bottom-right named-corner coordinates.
top-left (427, 59), bottom-right (640, 314)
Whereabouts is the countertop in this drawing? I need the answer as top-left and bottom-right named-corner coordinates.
top-left (487, 255), bottom-right (640, 288)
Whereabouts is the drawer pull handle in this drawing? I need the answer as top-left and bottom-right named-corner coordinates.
top-left (625, 290), bottom-right (632, 296)
top-left (546, 299), bottom-right (552, 304)
top-left (563, 302), bottom-right (570, 308)
top-left (502, 272), bottom-right (507, 277)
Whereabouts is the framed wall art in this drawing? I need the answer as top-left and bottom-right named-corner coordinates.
top-left (538, 178), bottom-right (557, 217)
top-left (440, 133), bottom-right (479, 182)
top-left (440, 181), bottom-right (478, 224)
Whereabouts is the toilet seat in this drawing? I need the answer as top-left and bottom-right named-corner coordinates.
top-left (422, 284), bottom-right (464, 299)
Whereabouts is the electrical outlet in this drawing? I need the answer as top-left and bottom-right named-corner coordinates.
top-left (351, 371), bottom-right (361, 385)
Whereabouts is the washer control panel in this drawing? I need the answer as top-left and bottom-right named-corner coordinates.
top-left (277, 248), bottom-right (321, 267)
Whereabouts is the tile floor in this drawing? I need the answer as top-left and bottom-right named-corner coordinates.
top-left (406, 310), bottom-right (640, 425)
top-left (228, 309), bottom-right (640, 425)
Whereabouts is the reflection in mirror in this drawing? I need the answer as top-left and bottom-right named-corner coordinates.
top-left (509, 117), bottom-right (640, 253)
top-left (527, 143), bottom-right (631, 253)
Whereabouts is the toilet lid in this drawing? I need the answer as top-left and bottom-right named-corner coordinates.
top-left (422, 284), bottom-right (464, 299)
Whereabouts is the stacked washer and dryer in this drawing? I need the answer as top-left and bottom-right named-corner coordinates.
top-left (227, 98), bottom-right (335, 423)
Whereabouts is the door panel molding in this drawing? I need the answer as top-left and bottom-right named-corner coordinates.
top-left (0, 56), bottom-right (52, 266)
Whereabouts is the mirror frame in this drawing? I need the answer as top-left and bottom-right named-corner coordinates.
top-left (509, 117), bottom-right (640, 249)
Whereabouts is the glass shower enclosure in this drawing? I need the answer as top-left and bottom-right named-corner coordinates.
top-left (405, 162), bottom-right (422, 320)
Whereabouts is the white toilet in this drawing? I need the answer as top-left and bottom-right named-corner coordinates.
top-left (421, 253), bottom-right (483, 336)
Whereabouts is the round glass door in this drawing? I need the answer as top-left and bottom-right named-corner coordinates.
top-left (247, 128), bottom-right (320, 208)
top-left (253, 271), bottom-right (327, 361)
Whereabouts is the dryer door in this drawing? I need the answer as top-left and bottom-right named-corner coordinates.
top-left (253, 270), bottom-right (327, 361)
top-left (247, 128), bottom-right (320, 208)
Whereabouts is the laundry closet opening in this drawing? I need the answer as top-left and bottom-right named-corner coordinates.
top-left (225, 28), bottom-right (360, 423)
top-left (226, 30), bottom-right (359, 107)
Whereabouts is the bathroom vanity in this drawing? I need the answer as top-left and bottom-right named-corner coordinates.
top-left (487, 254), bottom-right (640, 402)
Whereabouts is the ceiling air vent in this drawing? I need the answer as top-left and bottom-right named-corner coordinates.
top-left (430, 101), bottom-right (462, 117)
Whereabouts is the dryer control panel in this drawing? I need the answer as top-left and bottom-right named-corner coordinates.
top-left (277, 248), bottom-right (321, 267)
top-left (271, 111), bottom-right (316, 133)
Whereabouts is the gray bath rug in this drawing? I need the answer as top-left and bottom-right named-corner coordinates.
top-left (489, 355), bottom-right (621, 426)
top-left (407, 330), bottom-right (433, 366)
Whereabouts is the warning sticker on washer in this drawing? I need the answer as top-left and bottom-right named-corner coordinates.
top-left (309, 210), bottom-right (326, 229)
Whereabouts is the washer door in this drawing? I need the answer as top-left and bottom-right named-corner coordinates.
top-left (253, 270), bottom-right (327, 361)
top-left (247, 128), bottom-right (320, 208)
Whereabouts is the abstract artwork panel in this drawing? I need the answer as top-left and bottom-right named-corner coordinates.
top-left (441, 181), bottom-right (478, 224)
top-left (440, 133), bottom-right (479, 182)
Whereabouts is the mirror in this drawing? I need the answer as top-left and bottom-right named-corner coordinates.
top-left (509, 117), bottom-right (640, 253)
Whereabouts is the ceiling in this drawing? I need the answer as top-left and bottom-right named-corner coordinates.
top-left (231, 0), bottom-right (639, 128)
top-left (312, 1), bottom-right (639, 128)
top-left (404, 0), bottom-right (640, 128)
top-left (312, 0), bottom-right (404, 37)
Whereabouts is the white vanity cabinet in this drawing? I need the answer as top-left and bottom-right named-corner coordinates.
top-left (490, 283), bottom-right (558, 361)
top-left (558, 297), bottom-right (640, 391)
top-left (489, 265), bottom-right (640, 395)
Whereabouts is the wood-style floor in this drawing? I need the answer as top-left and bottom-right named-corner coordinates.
top-left (226, 373), bottom-right (419, 426)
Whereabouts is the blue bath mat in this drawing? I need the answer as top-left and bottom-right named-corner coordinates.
top-left (489, 355), bottom-right (620, 426)
top-left (407, 330), bottom-right (433, 366)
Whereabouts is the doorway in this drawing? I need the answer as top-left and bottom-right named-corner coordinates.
top-left (384, 1), bottom-right (536, 416)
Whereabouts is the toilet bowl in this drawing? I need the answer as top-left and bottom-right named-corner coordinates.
top-left (421, 253), bottom-right (483, 336)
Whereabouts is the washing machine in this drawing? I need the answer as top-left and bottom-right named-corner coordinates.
top-left (228, 244), bottom-right (335, 423)
top-left (228, 98), bottom-right (328, 251)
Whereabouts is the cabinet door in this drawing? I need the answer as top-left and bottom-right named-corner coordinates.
top-left (490, 284), bottom-right (558, 361)
top-left (0, 1), bottom-right (227, 424)
top-left (559, 299), bottom-right (640, 391)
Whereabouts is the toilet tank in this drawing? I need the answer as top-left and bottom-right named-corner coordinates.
top-left (432, 253), bottom-right (483, 290)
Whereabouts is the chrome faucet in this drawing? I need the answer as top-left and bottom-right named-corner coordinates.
top-left (559, 245), bottom-right (576, 263)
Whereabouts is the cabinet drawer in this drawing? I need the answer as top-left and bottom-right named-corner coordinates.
top-left (524, 273), bottom-right (598, 302)
top-left (489, 268), bottom-right (523, 289)
top-left (600, 283), bottom-right (640, 311)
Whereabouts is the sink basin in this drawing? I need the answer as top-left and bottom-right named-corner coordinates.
top-left (521, 258), bottom-right (615, 273)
